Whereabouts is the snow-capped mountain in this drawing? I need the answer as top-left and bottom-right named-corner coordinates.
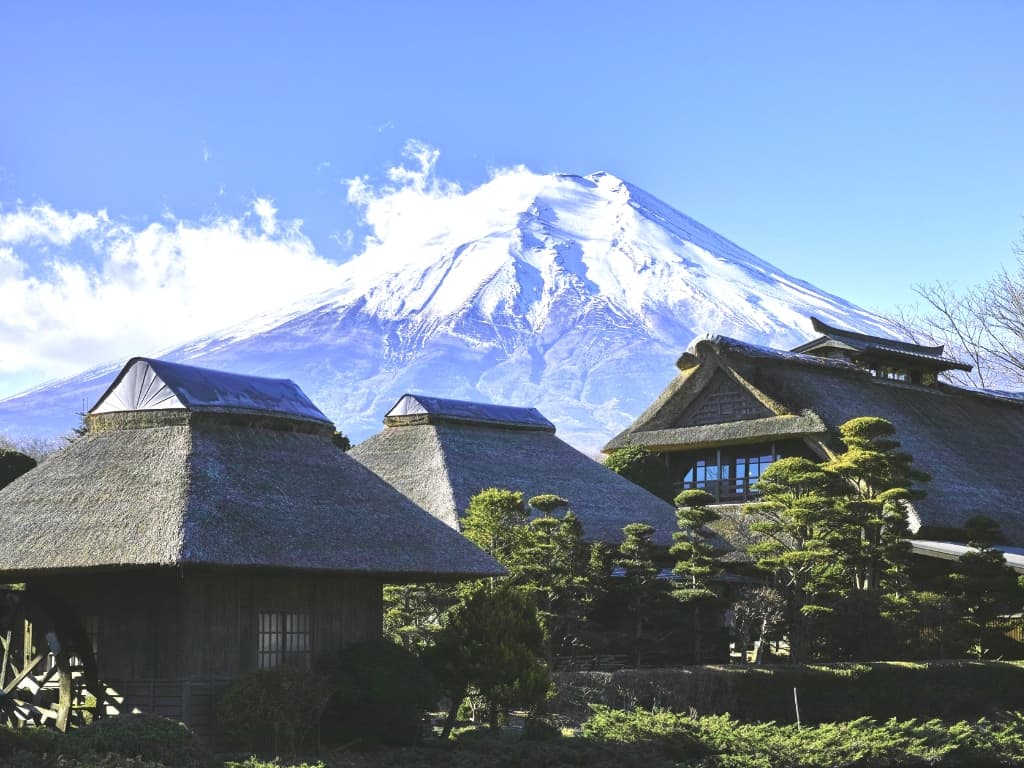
top-left (0, 171), bottom-right (891, 452)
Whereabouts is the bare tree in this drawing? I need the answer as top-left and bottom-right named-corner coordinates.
top-left (887, 240), bottom-right (1024, 391)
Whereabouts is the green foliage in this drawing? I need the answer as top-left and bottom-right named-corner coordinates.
top-left (226, 760), bottom-right (325, 768)
top-left (527, 494), bottom-right (569, 515)
top-left (823, 416), bottom-right (925, 596)
top-left (611, 523), bottom-right (678, 666)
top-left (946, 542), bottom-right (1024, 658)
top-left (744, 456), bottom-right (839, 662)
top-left (553, 661), bottom-right (1024, 725)
top-left (603, 444), bottom-right (675, 502)
top-left (0, 447), bottom-right (36, 489)
top-left (383, 582), bottom-right (456, 652)
top-left (217, 666), bottom-right (330, 754)
top-left (582, 705), bottom-right (706, 758)
top-left (424, 581), bottom-right (550, 735)
top-left (460, 488), bottom-right (529, 569)
top-left (744, 418), bottom-right (932, 661)
top-left (581, 706), bottom-right (1024, 768)
top-left (0, 714), bottom-right (211, 767)
top-left (330, 429), bottom-right (351, 451)
top-left (319, 639), bottom-right (439, 747)
top-left (67, 715), bottom-right (212, 767)
top-left (518, 509), bottom-right (594, 658)
top-left (670, 489), bottom-right (720, 601)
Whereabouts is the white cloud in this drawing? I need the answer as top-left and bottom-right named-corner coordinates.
top-left (0, 141), bottom-right (544, 398)
top-left (345, 140), bottom-right (540, 260)
top-left (0, 202), bottom-right (342, 392)
top-left (252, 197), bottom-right (278, 236)
top-left (0, 205), bottom-right (106, 246)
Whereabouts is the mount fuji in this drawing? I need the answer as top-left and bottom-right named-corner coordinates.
top-left (0, 170), bottom-right (891, 452)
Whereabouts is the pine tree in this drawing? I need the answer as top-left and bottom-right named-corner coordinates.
top-left (824, 417), bottom-right (926, 594)
top-left (461, 488), bottom-right (529, 579)
top-left (424, 582), bottom-right (548, 737)
top-left (382, 582), bottom-right (456, 652)
top-left (670, 489), bottom-right (720, 600)
top-left (670, 489), bottom-right (721, 662)
top-left (945, 516), bottom-right (1024, 658)
top-left (744, 457), bottom-right (841, 662)
top-left (614, 522), bottom-right (666, 666)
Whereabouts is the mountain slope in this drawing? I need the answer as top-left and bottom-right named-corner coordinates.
top-left (0, 170), bottom-right (891, 452)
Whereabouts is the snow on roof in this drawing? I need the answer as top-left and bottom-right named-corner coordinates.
top-left (89, 357), bottom-right (331, 424)
top-left (384, 393), bottom-right (555, 431)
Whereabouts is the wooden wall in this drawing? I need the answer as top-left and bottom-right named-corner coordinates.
top-left (33, 567), bottom-right (383, 680)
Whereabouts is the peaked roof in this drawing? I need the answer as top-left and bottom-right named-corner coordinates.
top-left (606, 334), bottom-right (1024, 544)
top-left (385, 394), bottom-right (555, 431)
top-left (90, 357), bottom-right (331, 425)
top-left (352, 396), bottom-right (678, 545)
top-left (791, 317), bottom-right (972, 373)
top-left (0, 361), bottom-right (502, 580)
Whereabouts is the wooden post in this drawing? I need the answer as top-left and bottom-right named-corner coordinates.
top-left (793, 687), bottom-right (801, 729)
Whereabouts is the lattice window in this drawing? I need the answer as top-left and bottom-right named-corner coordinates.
top-left (680, 447), bottom-right (777, 501)
top-left (257, 612), bottom-right (311, 670)
top-left (683, 375), bottom-right (767, 426)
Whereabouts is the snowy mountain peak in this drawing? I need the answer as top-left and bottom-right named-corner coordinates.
top-left (0, 170), bottom-right (892, 451)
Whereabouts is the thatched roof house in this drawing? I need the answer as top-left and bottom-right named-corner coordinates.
top-left (0, 357), bottom-right (500, 733)
top-left (350, 394), bottom-right (678, 545)
top-left (0, 357), bottom-right (500, 579)
top-left (605, 319), bottom-right (1024, 546)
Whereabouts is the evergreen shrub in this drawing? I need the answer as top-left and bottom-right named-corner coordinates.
top-left (217, 666), bottom-right (330, 754)
top-left (554, 661), bottom-right (1024, 724)
top-left (67, 714), bottom-right (212, 766)
top-left (319, 639), bottom-right (440, 747)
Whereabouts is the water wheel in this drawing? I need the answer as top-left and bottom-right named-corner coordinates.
top-left (0, 588), bottom-right (102, 730)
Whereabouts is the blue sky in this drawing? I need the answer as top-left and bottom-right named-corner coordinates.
top-left (2, 2), bottom-right (1023, 397)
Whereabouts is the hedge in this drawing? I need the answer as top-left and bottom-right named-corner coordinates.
top-left (552, 660), bottom-right (1024, 725)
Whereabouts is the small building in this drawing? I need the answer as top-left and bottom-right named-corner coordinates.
top-left (0, 358), bottom-right (501, 733)
top-left (604, 317), bottom-right (1024, 546)
top-left (350, 394), bottom-right (678, 545)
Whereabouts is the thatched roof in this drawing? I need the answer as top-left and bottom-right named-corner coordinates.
top-left (0, 361), bottom-right (502, 581)
top-left (605, 335), bottom-right (1024, 545)
top-left (90, 357), bottom-right (331, 424)
top-left (351, 395), bottom-right (678, 546)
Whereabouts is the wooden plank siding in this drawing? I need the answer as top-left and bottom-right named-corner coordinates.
top-left (31, 566), bottom-right (383, 735)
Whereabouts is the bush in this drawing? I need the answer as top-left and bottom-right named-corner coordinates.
top-left (0, 714), bottom-right (209, 768)
top-left (554, 660), bottom-right (1024, 725)
top-left (319, 639), bottom-right (440, 747)
top-left (0, 724), bottom-right (62, 756)
top-left (217, 666), bottom-right (330, 754)
top-left (68, 714), bottom-right (212, 767)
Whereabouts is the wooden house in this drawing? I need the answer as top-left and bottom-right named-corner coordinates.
top-left (604, 317), bottom-right (1024, 550)
top-left (350, 394), bottom-right (678, 545)
top-left (0, 358), bottom-right (501, 733)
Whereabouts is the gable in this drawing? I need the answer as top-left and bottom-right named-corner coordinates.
top-left (92, 359), bottom-right (185, 413)
top-left (678, 371), bottom-right (772, 426)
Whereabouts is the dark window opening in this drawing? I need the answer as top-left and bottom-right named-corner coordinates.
top-left (678, 446), bottom-right (777, 502)
top-left (257, 612), bottom-right (311, 670)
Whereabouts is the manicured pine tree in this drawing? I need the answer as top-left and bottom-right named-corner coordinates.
top-left (744, 457), bottom-right (842, 663)
top-left (460, 488), bottom-right (530, 581)
top-left (614, 522), bottom-right (665, 666)
top-left (823, 417), bottom-right (927, 595)
top-left (424, 582), bottom-right (548, 737)
top-left (670, 489), bottom-right (721, 662)
top-left (382, 582), bottom-right (456, 652)
top-left (946, 515), bottom-right (1024, 658)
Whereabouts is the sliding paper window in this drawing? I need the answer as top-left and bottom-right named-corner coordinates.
top-left (257, 612), bottom-right (311, 670)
